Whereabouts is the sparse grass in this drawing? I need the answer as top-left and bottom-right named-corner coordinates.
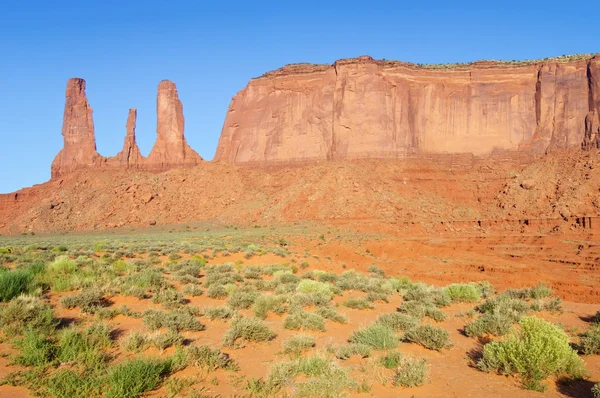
top-left (376, 313), bottom-right (419, 331)
top-left (0, 295), bottom-right (58, 336)
top-left (393, 356), bottom-right (428, 387)
top-left (146, 330), bottom-right (184, 350)
top-left (283, 335), bottom-right (316, 356)
top-left (404, 324), bottom-right (451, 351)
top-left (283, 311), bottom-right (326, 332)
top-left (478, 316), bottom-right (585, 391)
top-left (222, 316), bottom-right (277, 346)
top-left (184, 345), bottom-right (238, 372)
top-left (331, 343), bottom-right (371, 360)
top-left (578, 323), bottom-right (600, 355)
top-left (204, 306), bottom-right (237, 321)
top-left (106, 357), bottom-right (172, 398)
top-left (380, 350), bottom-right (402, 369)
top-left (349, 323), bottom-right (398, 350)
top-left (142, 309), bottom-right (204, 332)
top-left (343, 297), bottom-right (374, 310)
top-left (121, 331), bottom-right (147, 353)
top-left (315, 306), bottom-right (347, 324)
top-left (60, 288), bottom-right (106, 313)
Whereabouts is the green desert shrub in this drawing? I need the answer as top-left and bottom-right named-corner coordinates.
top-left (343, 297), bottom-right (374, 310)
top-left (349, 323), bottom-right (398, 350)
top-left (283, 335), bottom-right (315, 356)
top-left (393, 356), bottom-right (428, 387)
top-left (0, 295), bottom-right (58, 336)
top-left (146, 330), bottom-right (184, 350)
top-left (106, 357), bottom-right (172, 398)
top-left (593, 383), bottom-right (600, 398)
top-left (228, 290), bottom-right (260, 310)
top-left (142, 309), bottom-right (204, 332)
top-left (578, 324), bottom-right (600, 355)
top-left (315, 306), bottom-right (347, 324)
top-left (13, 329), bottom-right (56, 366)
top-left (380, 350), bottom-right (402, 369)
top-left (444, 283), bottom-right (481, 302)
top-left (376, 313), bottom-right (419, 331)
top-left (181, 284), bottom-right (203, 296)
top-left (57, 324), bottom-right (112, 368)
top-left (503, 283), bottom-right (552, 300)
top-left (478, 316), bottom-right (585, 391)
top-left (404, 324), bottom-right (451, 351)
top-left (184, 344), bottom-right (238, 372)
top-left (152, 288), bottom-right (186, 308)
top-left (60, 288), bottom-right (106, 313)
top-left (0, 268), bottom-right (35, 302)
top-left (222, 316), bottom-right (276, 346)
top-left (283, 311), bottom-right (326, 332)
top-left (204, 306), bottom-right (237, 321)
top-left (44, 369), bottom-right (101, 398)
top-left (207, 285), bottom-right (229, 299)
top-left (252, 295), bottom-right (287, 319)
top-left (332, 343), bottom-right (371, 360)
top-left (296, 279), bottom-right (334, 299)
top-left (397, 301), bottom-right (446, 322)
top-left (121, 331), bottom-right (147, 353)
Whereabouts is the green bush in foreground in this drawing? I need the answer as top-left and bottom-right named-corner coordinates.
top-left (0, 295), bottom-right (58, 336)
top-left (222, 316), bottom-right (276, 346)
top-left (444, 283), bottom-right (481, 303)
top-left (478, 316), bottom-right (585, 391)
top-left (349, 323), bottom-right (398, 350)
top-left (283, 311), bottom-right (326, 332)
top-left (332, 343), bottom-right (371, 360)
top-left (593, 382), bottom-right (600, 398)
top-left (376, 313), bottom-right (419, 331)
top-left (106, 357), bottom-right (172, 398)
top-left (404, 324), bottom-right (450, 351)
top-left (380, 351), bottom-right (402, 369)
top-left (393, 356), bottom-right (428, 387)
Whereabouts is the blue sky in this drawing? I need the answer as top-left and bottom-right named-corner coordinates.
top-left (0, 0), bottom-right (597, 193)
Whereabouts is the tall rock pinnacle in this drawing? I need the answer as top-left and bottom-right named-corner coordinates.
top-left (51, 78), bottom-right (101, 177)
top-left (116, 108), bottom-right (143, 167)
top-left (146, 80), bottom-right (202, 167)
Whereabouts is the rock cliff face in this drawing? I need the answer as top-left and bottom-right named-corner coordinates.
top-left (51, 79), bottom-right (202, 178)
top-left (215, 55), bottom-right (600, 163)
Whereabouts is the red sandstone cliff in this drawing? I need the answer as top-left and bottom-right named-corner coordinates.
top-left (215, 55), bottom-right (600, 163)
top-left (51, 79), bottom-right (202, 178)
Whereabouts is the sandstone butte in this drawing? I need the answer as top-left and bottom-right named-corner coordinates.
top-left (50, 54), bottom-right (600, 176)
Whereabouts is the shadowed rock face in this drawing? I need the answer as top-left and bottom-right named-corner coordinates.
top-left (215, 55), bottom-right (600, 163)
top-left (51, 80), bottom-right (202, 178)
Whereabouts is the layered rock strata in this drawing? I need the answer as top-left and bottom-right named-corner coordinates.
top-left (215, 55), bottom-right (600, 163)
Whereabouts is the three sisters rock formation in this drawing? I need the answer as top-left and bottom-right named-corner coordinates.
top-left (52, 55), bottom-right (600, 177)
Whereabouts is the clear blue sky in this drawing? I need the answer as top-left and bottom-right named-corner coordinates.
top-left (0, 0), bottom-right (597, 193)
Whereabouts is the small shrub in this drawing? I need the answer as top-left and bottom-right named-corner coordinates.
top-left (349, 323), bottom-right (398, 350)
top-left (296, 280), bottom-right (334, 299)
top-left (393, 356), bottom-right (428, 387)
top-left (380, 351), bottom-right (402, 369)
top-left (343, 297), bottom-right (374, 310)
top-left (465, 309), bottom-right (517, 338)
top-left (205, 306), bottom-right (236, 321)
top-left (228, 290), bottom-right (260, 310)
top-left (333, 343), bottom-right (371, 360)
top-left (60, 288), bottom-right (106, 313)
top-left (14, 330), bottom-right (56, 366)
top-left (146, 330), bottom-right (184, 350)
top-left (478, 316), bottom-right (585, 391)
top-left (376, 313), bottom-right (419, 331)
top-left (0, 269), bottom-right (35, 302)
top-left (48, 255), bottom-right (77, 274)
top-left (57, 324), bottom-right (112, 368)
top-left (593, 383), bottom-right (600, 398)
top-left (283, 335), bottom-right (315, 356)
top-left (397, 301), bottom-right (445, 322)
top-left (207, 285), bottom-right (229, 299)
top-left (222, 316), bottom-right (276, 346)
top-left (182, 284), bottom-right (203, 296)
top-left (106, 357), bottom-right (172, 398)
top-left (404, 324), bottom-right (450, 351)
top-left (122, 331), bottom-right (147, 353)
top-left (315, 306), bottom-right (347, 324)
top-left (444, 283), bottom-right (481, 302)
top-left (578, 324), bottom-right (600, 355)
top-left (283, 311), bottom-right (326, 332)
top-left (142, 309), bottom-right (204, 332)
top-left (0, 295), bottom-right (58, 336)
top-left (185, 345), bottom-right (238, 372)
top-left (253, 295), bottom-right (287, 319)
top-left (152, 288), bottom-right (186, 309)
